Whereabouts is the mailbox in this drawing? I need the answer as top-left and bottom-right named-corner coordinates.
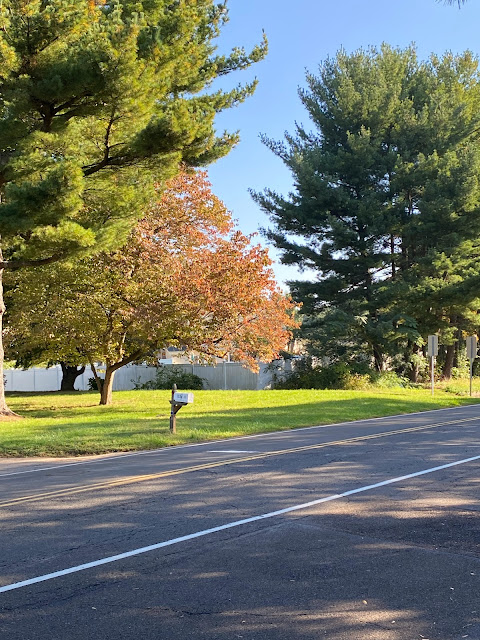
top-left (173, 392), bottom-right (194, 405)
top-left (169, 387), bottom-right (194, 434)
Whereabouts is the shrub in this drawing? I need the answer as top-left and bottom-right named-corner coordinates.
top-left (444, 383), bottom-right (466, 396)
top-left (272, 358), bottom-right (412, 390)
top-left (87, 377), bottom-right (103, 391)
top-left (369, 371), bottom-right (409, 388)
top-left (343, 373), bottom-right (372, 390)
top-left (273, 361), bottom-right (352, 390)
top-left (133, 365), bottom-right (205, 390)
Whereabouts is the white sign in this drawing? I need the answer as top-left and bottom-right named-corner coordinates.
top-left (173, 392), bottom-right (194, 404)
top-left (427, 335), bottom-right (438, 358)
top-left (466, 336), bottom-right (477, 361)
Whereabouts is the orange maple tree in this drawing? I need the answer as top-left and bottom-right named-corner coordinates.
top-left (6, 171), bottom-right (297, 405)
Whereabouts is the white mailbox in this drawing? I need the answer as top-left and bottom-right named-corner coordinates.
top-left (173, 392), bottom-right (194, 405)
top-left (170, 389), bottom-right (194, 434)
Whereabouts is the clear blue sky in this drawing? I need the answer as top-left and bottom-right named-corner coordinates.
top-left (205, 0), bottom-right (480, 285)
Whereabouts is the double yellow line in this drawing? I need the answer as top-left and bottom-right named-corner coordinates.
top-left (2, 415), bottom-right (479, 509)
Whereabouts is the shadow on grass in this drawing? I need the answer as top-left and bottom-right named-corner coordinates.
top-left (1, 393), bottom-right (480, 456)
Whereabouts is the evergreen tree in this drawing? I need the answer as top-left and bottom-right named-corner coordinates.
top-left (254, 46), bottom-right (480, 378)
top-left (0, 0), bottom-right (266, 414)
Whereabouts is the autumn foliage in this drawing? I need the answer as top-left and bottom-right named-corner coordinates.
top-left (136, 172), bottom-right (296, 369)
top-left (6, 171), bottom-right (297, 405)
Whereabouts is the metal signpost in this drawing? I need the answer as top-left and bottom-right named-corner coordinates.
top-left (466, 336), bottom-right (477, 397)
top-left (427, 335), bottom-right (438, 396)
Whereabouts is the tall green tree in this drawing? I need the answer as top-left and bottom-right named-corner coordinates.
top-left (254, 46), bottom-right (480, 378)
top-left (0, 0), bottom-right (266, 414)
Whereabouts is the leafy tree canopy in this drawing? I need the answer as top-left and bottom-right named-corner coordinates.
top-left (0, 0), bottom-right (266, 414)
top-left (0, 0), bottom-right (266, 266)
top-left (6, 171), bottom-right (296, 404)
top-left (254, 45), bottom-right (480, 379)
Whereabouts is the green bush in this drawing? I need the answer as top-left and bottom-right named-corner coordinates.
top-left (444, 383), bottom-right (466, 396)
top-left (343, 373), bottom-right (372, 390)
top-left (133, 365), bottom-right (205, 390)
top-left (88, 377), bottom-right (102, 391)
top-left (369, 371), bottom-right (409, 388)
top-left (272, 360), bottom-right (411, 390)
top-left (273, 361), bottom-right (352, 390)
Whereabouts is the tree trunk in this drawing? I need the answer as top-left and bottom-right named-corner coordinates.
top-left (390, 233), bottom-right (396, 280)
top-left (454, 328), bottom-right (461, 369)
top-left (60, 363), bottom-right (85, 391)
top-left (0, 265), bottom-right (19, 417)
top-left (88, 361), bottom-right (104, 395)
top-left (409, 364), bottom-right (419, 384)
top-left (92, 350), bottom-right (143, 406)
top-left (99, 367), bottom-right (116, 405)
top-left (372, 344), bottom-right (385, 372)
top-left (442, 343), bottom-right (456, 380)
top-left (408, 343), bottom-right (420, 383)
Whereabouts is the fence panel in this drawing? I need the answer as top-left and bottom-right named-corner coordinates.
top-left (113, 365), bottom-right (158, 390)
top-left (175, 363), bottom-right (259, 390)
top-left (4, 362), bottom-right (275, 392)
top-left (5, 367), bottom-right (62, 392)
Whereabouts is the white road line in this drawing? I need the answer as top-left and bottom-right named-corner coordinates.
top-left (1, 403), bottom-right (479, 478)
top-left (1, 452), bottom-right (479, 595)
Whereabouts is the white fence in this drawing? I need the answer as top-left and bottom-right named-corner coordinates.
top-left (4, 362), bottom-right (281, 392)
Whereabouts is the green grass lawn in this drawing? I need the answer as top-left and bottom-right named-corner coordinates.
top-left (1, 385), bottom-right (480, 457)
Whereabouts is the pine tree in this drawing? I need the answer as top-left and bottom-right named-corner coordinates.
top-left (0, 0), bottom-right (266, 414)
top-left (254, 46), bottom-right (480, 378)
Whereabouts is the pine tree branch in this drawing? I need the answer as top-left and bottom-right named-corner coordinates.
top-left (0, 253), bottom-right (67, 271)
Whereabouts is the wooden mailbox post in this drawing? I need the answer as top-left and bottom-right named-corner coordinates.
top-left (169, 384), bottom-right (194, 434)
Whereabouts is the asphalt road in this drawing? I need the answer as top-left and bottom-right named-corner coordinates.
top-left (0, 404), bottom-right (480, 639)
